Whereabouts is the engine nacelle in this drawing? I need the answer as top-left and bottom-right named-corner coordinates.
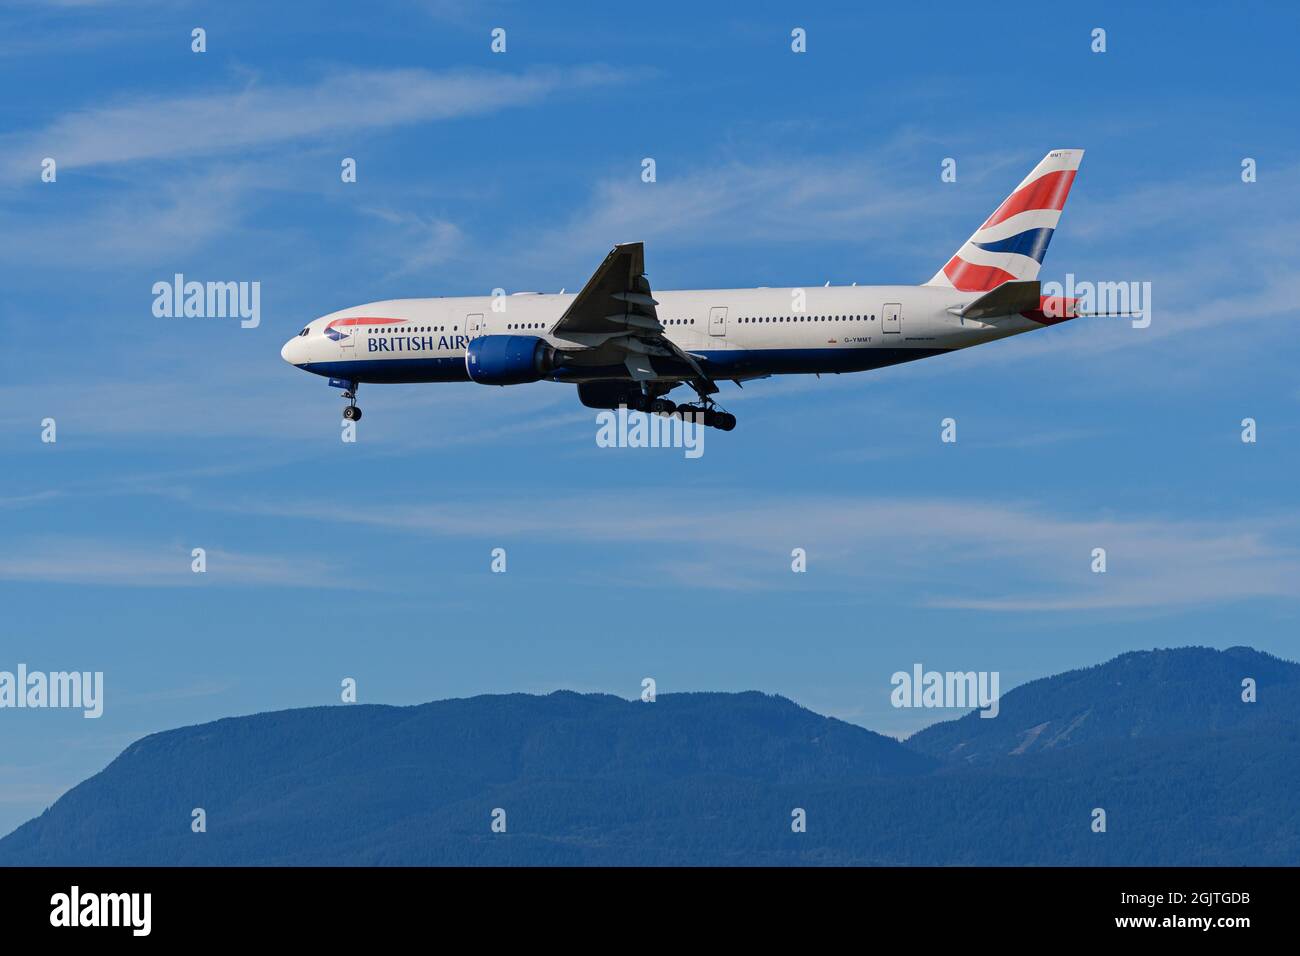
top-left (465, 335), bottom-right (554, 386)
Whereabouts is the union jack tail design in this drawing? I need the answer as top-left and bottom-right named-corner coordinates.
top-left (926, 149), bottom-right (1084, 293)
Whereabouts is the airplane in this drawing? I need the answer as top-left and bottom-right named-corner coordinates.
top-left (282, 149), bottom-right (1086, 431)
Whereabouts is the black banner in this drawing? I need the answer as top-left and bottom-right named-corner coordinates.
top-left (0, 866), bottom-right (1278, 941)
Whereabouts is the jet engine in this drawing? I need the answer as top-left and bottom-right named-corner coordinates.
top-left (465, 335), bottom-right (555, 386)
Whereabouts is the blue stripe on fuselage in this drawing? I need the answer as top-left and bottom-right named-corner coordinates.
top-left (296, 347), bottom-right (953, 384)
top-left (551, 346), bottom-right (952, 380)
top-left (698, 346), bottom-right (949, 376)
top-left (298, 356), bottom-right (471, 384)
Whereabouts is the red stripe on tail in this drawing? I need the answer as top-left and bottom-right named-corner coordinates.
top-left (981, 170), bottom-right (1076, 230)
top-left (942, 256), bottom-right (1018, 292)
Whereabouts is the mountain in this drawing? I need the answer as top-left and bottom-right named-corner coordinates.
top-left (907, 645), bottom-right (1300, 762)
top-left (2, 647), bottom-right (1298, 866)
top-left (0, 690), bottom-right (932, 866)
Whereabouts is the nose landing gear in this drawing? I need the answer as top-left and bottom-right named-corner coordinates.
top-left (337, 383), bottom-right (362, 422)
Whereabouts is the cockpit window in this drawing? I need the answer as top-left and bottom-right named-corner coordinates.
top-left (299, 328), bottom-right (310, 336)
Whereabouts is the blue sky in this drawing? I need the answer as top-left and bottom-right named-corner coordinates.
top-left (2, 0), bottom-right (1298, 837)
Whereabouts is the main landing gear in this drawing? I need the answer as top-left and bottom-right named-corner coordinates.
top-left (626, 390), bottom-right (736, 430)
top-left (672, 379), bottom-right (737, 431)
top-left (625, 393), bottom-right (679, 416)
top-left (678, 401), bottom-right (737, 431)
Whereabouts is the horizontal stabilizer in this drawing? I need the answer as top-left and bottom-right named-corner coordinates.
top-left (959, 280), bottom-right (1041, 321)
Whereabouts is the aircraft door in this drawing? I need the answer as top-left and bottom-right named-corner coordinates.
top-left (709, 306), bottom-right (727, 337)
top-left (465, 313), bottom-right (484, 340)
top-left (882, 302), bottom-right (902, 333)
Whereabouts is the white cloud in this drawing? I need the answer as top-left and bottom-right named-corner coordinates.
top-left (523, 151), bottom-right (949, 279)
top-left (210, 492), bottom-right (1300, 611)
top-left (0, 537), bottom-right (345, 588)
top-left (0, 491), bottom-right (61, 509)
top-left (0, 165), bottom-right (258, 265)
top-left (360, 207), bottom-right (466, 277)
top-left (0, 65), bottom-right (629, 182)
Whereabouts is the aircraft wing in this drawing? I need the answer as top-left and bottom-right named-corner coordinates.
top-left (551, 242), bottom-right (662, 337)
top-left (551, 242), bottom-right (718, 393)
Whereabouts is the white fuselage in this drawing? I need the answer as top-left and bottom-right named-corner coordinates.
top-left (281, 284), bottom-right (1044, 386)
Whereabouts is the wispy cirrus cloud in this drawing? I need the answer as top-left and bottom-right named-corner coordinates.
top-left (0, 164), bottom-right (259, 265)
top-left (207, 492), bottom-right (1300, 612)
top-left (0, 537), bottom-right (345, 589)
top-left (0, 491), bottom-right (61, 509)
top-left (360, 207), bottom-right (466, 278)
top-left (0, 370), bottom-right (578, 448)
top-left (0, 65), bottom-right (630, 182)
top-left (0, 769), bottom-right (67, 809)
top-left (522, 150), bottom-right (951, 279)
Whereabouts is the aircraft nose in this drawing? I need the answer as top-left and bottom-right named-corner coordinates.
top-left (281, 335), bottom-right (307, 366)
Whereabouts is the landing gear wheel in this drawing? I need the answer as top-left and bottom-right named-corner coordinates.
top-left (628, 394), bottom-right (651, 413)
top-left (650, 398), bottom-right (676, 415)
top-left (678, 398), bottom-right (735, 430)
top-left (338, 384), bottom-right (362, 422)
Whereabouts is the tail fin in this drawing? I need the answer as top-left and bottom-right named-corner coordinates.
top-left (926, 149), bottom-right (1083, 292)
